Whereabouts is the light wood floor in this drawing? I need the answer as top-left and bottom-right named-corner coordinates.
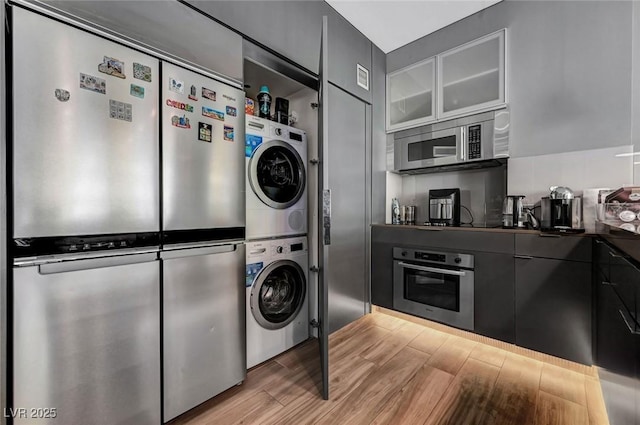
top-left (169, 310), bottom-right (610, 425)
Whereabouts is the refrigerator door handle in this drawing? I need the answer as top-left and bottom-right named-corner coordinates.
top-left (160, 243), bottom-right (239, 260)
top-left (38, 252), bottom-right (158, 274)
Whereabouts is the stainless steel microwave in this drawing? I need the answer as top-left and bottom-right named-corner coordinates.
top-left (393, 110), bottom-right (509, 172)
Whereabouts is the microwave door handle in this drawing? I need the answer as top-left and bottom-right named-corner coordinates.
top-left (398, 261), bottom-right (466, 277)
top-left (459, 126), bottom-right (466, 161)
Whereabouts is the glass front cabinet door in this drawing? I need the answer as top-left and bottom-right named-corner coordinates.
top-left (437, 30), bottom-right (506, 120)
top-left (386, 57), bottom-right (436, 132)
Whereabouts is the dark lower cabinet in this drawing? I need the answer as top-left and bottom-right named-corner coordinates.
top-left (515, 257), bottom-right (592, 364)
top-left (474, 252), bottom-right (515, 343)
top-left (595, 239), bottom-right (640, 425)
top-left (371, 240), bottom-right (394, 309)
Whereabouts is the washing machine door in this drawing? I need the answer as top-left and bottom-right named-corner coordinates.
top-left (250, 259), bottom-right (306, 330)
top-left (249, 140), bottom-right (306, 209)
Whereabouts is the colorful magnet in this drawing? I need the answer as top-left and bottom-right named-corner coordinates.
top-left (166, 99), bottom-right (194, 113)
top-left (223, 125), bottom-right (234, 142)
top-left (171, 115), bottom-right (191, 129)
top-left (168, 77), bottom-right (184, 94)
top-left (98, 56), bottom-right (126, 79)
top-left (54, 88), bottom-right (70, 102)
top-left (109, 99), bottom-right (132, 122)
top-left (188, 85), bottom-right (198, 101)
top-left (202, 87), bottom-right (216, 101)
top-left (202, 106), bottom-right (224, 121)
top-left (79, 73), bottom-right (106, 94)
top-left (198, 122), bottom-right (212, 142)
top-left (226, 106), bottom-right (237, 117)
top-left (133, 63), bottom-right (152, 82)
top-left (130, 84), bottom-right (145, 99)
top-left (245, 134), bottom-right (262, 157)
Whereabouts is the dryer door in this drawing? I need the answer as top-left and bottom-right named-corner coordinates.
top-left (250, 260), bottom-right (306, 330)
top-left (249, 140), bottom-right (306, 209)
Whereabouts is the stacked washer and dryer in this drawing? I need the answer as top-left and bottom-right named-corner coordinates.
top-left (244, 115), bottom-right (310, 369)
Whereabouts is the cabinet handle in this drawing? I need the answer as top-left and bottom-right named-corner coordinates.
top-left (619, 309), bottom-right (640, 335)
top-left (514, 255), bottom-right (533, 260)
top-left (601, 281), bottom-right (617, 287)
top-left (595, 239), bottom-right (604, 244)
top-left (609, 251), bottom-right (625, 258)
top-left (538, 233), bottom-right (561, 238)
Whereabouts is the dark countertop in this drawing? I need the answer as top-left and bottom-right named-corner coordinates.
top-left (372, 222), bottom-right (640, 263)
top-left (371, 223), bottom-right (595, 236)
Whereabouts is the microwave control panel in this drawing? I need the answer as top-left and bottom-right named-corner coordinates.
top-left (467, 124), bottom-right (482, 160)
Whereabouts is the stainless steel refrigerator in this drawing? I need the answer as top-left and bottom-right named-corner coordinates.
top-left (11, 7), bottom-right (161, 425)
top-left (160, 62), bottom-right (246, 422)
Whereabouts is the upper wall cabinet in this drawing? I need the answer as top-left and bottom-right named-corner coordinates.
top-left (386, 58), bottom-right (436, 131)
top-left (438, 30), bottom-right (506, 120)
top-left (386, 30), bottom-right (506, 132)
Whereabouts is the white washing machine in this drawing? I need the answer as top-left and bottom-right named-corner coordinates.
top-left (245, 236), bottom-right (309, 369)
top-left (245, 115), bottom-right (307, 240)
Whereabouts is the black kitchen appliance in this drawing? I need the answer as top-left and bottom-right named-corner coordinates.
top-left (428, 188), bottom-right (461, 226)
top-left (540, 186), bottom-right (584, 232)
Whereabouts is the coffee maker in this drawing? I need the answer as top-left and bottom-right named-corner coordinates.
top-left (541, 186), bottom-right (584, 232)
top-left (428, 188), bottom-right (460, 226)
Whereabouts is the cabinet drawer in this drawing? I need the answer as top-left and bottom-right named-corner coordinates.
top-left (609, 252), bottom-right (640, 328)
top-left (515, 234), bottom-right (592, 262)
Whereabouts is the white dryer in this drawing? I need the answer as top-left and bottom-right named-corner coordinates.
top-left (245, 236), bottom-right (309, 369)
top-left (245, 115), bottom-right (307, 240)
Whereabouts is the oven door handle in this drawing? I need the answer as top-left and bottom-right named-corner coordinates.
top-left (397, 261), bottom-right (467, 276)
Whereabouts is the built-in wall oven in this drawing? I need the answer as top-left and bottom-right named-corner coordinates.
top-left (393, 247), bottom-right (474, 331)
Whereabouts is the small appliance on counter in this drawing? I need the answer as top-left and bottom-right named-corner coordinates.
top-left (541, 186), bottom-right (584, 233)
top-left (502, 195), bottom-right (526, 228)
top-left (390, 198), bottom-right (416, 225)
top-left (428, 188), bottom-right (460, 226)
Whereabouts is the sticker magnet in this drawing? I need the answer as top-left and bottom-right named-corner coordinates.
top-left (226, 106), bottom-right (237, 117)
top-left (198, 122), bottom-right (212, 143)
top-left (133, 63), bottom-right (152, 82)
top-left (109, 99), bottom-right (132, 122)
top-left (202, 87), bottom-right (216, 101)
top-left (79, 73), bottom-right (106, 94)
top-left (168, 77), bottom-right (184, 94)
top-left (188, 85), bottom-right (198, 101)
top-left (202, 106), bottom-right (224, 121)
top-left (98, 56), bottom-right (126, 79)
top-left (54, 89), bottom-right (70, 102)
top-left (224, 125), bottom-right (234, 142)
top-left (130, 84), bottom-right (145, 99)
top-left (171, 115), bottom-right (191, 129)
top-left (166, 99), bottom-right (194, 112)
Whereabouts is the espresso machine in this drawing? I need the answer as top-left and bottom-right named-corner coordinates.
top-left (541, 186), bottom-right (584, 232)
top-left (428, 188), bottom-right (460, 226)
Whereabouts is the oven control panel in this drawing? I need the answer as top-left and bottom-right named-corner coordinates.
top-left (394, 247), bottom-right (474, 269)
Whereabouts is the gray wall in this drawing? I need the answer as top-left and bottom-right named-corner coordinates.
top-left (634, 1), bottom-right (640, 184)
top-left (371, 45), bottom-right (386, 224)
top-left (1, 1), bottom-right (6, 422)
top-left (187, 0), bottom-right (339, 76)
top-left (387, 1), bottom-right (633, 159)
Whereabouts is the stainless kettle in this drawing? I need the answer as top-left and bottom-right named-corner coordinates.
top-left (502, 195), bottom-right (526, 228)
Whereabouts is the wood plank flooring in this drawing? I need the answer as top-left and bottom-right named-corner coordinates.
top-left (169, 311), bottom-right (609, 425)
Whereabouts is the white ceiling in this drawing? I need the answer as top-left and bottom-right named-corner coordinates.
top-left (325, 0), bottom-right (502, 53)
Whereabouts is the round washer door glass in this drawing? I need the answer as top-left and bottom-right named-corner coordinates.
top-left (251, 260), bottom-right (306, 330)
top-left (250, 141), bottom-right (306, 209)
